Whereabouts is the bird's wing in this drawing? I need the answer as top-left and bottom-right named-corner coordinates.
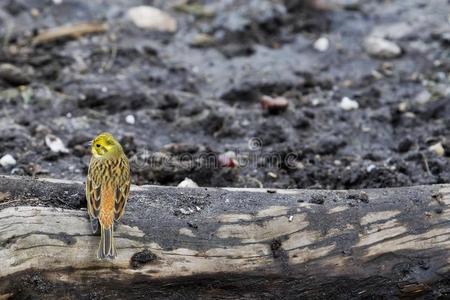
top-left (86, 165), bottom-right (102, 219)
top-left (114, 158), bottom-right (130, 221)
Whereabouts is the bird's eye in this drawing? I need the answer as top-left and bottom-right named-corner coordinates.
top-left (96, 144), bottom-right (101, 148)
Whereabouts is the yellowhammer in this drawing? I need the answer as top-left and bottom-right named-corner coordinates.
top-left (86, 132), bottom-right (130, 259)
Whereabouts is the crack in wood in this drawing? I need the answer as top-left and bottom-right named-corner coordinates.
top-left (1, 176), bottom-right (450, 298)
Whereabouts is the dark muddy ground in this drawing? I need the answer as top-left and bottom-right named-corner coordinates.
top-left (0, 0), bottom-right (449, 189)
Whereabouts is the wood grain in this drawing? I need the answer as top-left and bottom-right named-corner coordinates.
top-left (0, 175), bottom-right (449, 299)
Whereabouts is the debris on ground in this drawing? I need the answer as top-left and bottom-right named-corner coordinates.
top-left (0, 0), bottom-right (448, 190)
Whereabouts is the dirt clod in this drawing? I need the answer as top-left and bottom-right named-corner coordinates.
top-left (130, 249), bottom-right (158, 269)
top-left (270, 239), bottom-right (283, 258)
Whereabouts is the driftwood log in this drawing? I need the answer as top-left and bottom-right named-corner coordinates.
top-left (0, 175), bottom-right (450, 299)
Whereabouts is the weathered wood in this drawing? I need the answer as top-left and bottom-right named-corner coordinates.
top-left (0, 175), bottom-right (449, 299)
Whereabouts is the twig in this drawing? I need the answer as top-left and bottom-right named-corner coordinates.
top-left (421, 152), bottom-right (432, 176)
top-left (32, 22), bottom-right (108, 45)
top-left (100, 33), bottom-right (118, 72)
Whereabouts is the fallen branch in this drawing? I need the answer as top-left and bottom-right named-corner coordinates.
top-left (0, 175), bottom-right (449, 299)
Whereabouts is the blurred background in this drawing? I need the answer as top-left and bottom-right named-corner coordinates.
top-left (0, 0), bottom-right (449, 189)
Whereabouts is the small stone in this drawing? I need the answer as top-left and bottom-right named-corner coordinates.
top-left (339, 97), bottom-right (359, 110)
top-left (177, 177), bottom-right (199, 188)
top-left (179, 208), bottom-right (192, 215)
top-left (261, 95), bottom-right (289, 114)
top-left (404, 112), bottom-right (416, 119)
top-left (0, 154), bottom-right (16, 168)
top-left (0, 63), bottom-right (31, 86)
top-left (398, 102), bottom-right (408, 112)
top-left (295, 162), bottom-right (305, 169)
top-left (311, 98), bottom-right (321, 106)
top-left (364, 36), bottom-right (401, 59)
top-left (415, 90), bottom-right (431, 104)
top-left (125, 114), bottom-right (136, 125)
top-left (45, 134), bottom-right (69, 153)
top-left (288, 215), bottom-right (293, 222)
top-left (429, 142), bottom-right (445, 157)
top-left (342, 80), bottom-right (353, 88)
top-left (30, 8), bottom-right (40, 17)
top-left (190, 33), bottom-right (216, 47)
top-left (366, 164), bottom-right (376, 172)
top-left (127, 6), bottom-right (177, 32)
top-left (267, 172), bottom-right (278, 178)
top-left (371, 70), bottom-right (383, 80)
top-left (313, 37), bottom-right (329, 52)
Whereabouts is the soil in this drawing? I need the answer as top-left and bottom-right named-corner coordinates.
top-left (0, 0), bottom-right (449, 189)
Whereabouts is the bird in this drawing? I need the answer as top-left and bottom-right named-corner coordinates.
top-left (85, 132), bottom-right (130, 259)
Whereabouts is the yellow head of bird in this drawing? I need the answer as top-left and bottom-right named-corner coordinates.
top-left (91, 132), bottom-right (123, 158)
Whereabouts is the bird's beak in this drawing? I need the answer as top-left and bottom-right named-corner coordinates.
top-left (85, 140), bottom-right (93, 147)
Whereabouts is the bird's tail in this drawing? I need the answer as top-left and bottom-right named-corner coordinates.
top-left (97, 224), bottom-right (116, 259)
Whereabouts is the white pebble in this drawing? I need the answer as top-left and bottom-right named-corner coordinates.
top-left (339, 97), bottom-right (359, 110)
top-left (366, 164), bottom-right (376, 172)
top-left (288, 215), bottom-right (293, 222)
top-left (314, 37), bottom-right (329, 52)
top-left (45, 134), bottom-right (69, 153)
top-left (415, 90), bottom-right (431, 104)
top-left (179, 208), bottom-right (191, 215)
top-left (127, 6), bottom-right (177, 32)
top-left (0, 154), bottom-right (16, 168)
top-left (125, 114), bottom-right (136, 125)
top-left (267, 172), bottom-right (277, 178)
top-left (178, 177), bottom-right (199, 188)
top-left (429, 142), bottom-right (445, 157)
top-left (311, 98), bottom-right (321, 106)
top-left (364, 36), bottom-right (401, 59)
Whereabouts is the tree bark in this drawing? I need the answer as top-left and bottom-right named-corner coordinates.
top-left (0, 175), bottom-right (449, 299)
